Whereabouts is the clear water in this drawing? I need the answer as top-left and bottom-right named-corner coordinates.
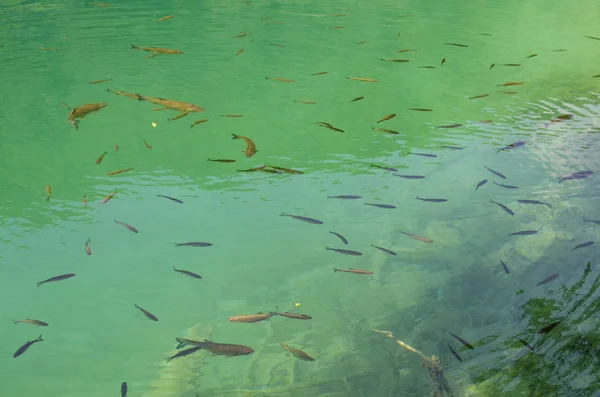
top-left (1, 0), bottom-right (599, 396)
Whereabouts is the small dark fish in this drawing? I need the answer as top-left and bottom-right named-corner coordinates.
top-left (558, 170), bottom-right (593, 183)
top-left (445, 42), bottom-right (468, 47)
top-left (475, 179), bottom-right (488, 191)
top-left (409, 152), bottom-right (437, 158)
top-left (509, 230), bottom-right (538, 236)
top-left (418, 66), bottom-right (436, 69)
top-left (350, 96), bottom-right (364, 102)
top-left (114, 219), bottom-right (139, 233)
top-left (572, 241), bottom-right (594, 251)
top-left (436, 124), bottom-right (462, 129)
top-left (526, 53), bottom-right (538, 58)
top-left (330, 231), bottom-right (348, 244)
top-left (276, 312), bottom-right (312, 320)
top-left (536, 273), bottom-right (559, 286)
top-left (334, 268), bottom-right (373, 274)
top-left (490, 201), bottom-right (514, 215)
top-left (484, 165), bottom-right (506, 179)
top-left (371, 244), bottom-right (396, 256)
top-left (517, 199), bottom-right (551, 208)
top-left (498, 141), bottom-right (526, 151)
top-left (399, 231), bottom-right (433, 243)
top-left (469, 94), bottom-right (489, 100)
top-left (13, 335), bottom-right (43, 358)
top-left (395, 174), bottom-right (425, 179)
top-left (443, 328), bottom-right (474, 350)
top-left (327, 195), bottom-right (362, 199)
top-left (326, 247), bottom-right (362, 256)
top-left (371, 164), bottom-right (398, 172)
top-left (407, 108), bottom-right (433, 112)
top-left (208, 158), bottom-right (236, 163)
top-left (517, 339), bottom-right (534, 351)
top-left (365, 203), bottom-right (396, 209)
top-left (173, 267), bottom-right (202, 279)
top-left (500, 260), bottom-right (510, 274)
top-left (552, 49), bottom-right (567, 52)
top-left (280, 342), bottom-right (315, 361)
top-left (121, 382), bottom-right (127, 397)
top-left (584, 36), bottom-right (600, 40)
top-left (447, 343), bottom-right (462, 362)
top-left (416, 197), bottom-right (447, 203)
top-left (174, 242), bottom-right (213, 247)
top-left (441, 58), bottom-right (446, 66)
top-left (166, 346), bottom-right (203, 362)
top-left (489, 63), bottom-right (495, 70)
top-left (280, 212), bottom-right (323, 224)
top-left (502, 63), bottom-right (521, 67)
top-left (441, 146), bottom-right (464, 150)
top-left (494, 182), bottom-right (518, 189)
top-left (538, 321), bottom-right (561, 334)
top-left (582, 217), bottom-right (600, 225)
top-left (134, 304), bottom-right (158, 321)
top-left (157, 194), bottom-right (183, 204)
top-left (37, 273), bottom-right (75, 287)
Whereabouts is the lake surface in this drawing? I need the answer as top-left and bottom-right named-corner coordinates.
top-left (1, 0), bottom-right (599, 396)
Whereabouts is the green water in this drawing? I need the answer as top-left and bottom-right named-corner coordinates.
top-left (1, 0), bottom-right (600, 396)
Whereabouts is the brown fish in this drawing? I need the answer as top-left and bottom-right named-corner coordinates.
top-left (469, 94), bottom-right (489, 100)
top-left (276, 312), bottom-right (312, 320)
top-left (407, 108), bottom-right (433, 112)
top-left (233, 32), bottom-right (248, 38)
top-left (238, 165), bottom-right (266, 172)
top-left (89, 78), bottom-right (112, 84)
top-left (315, 122), bottom-right (344, 133)
top-left (236, 49), bottom-right (244, 56)
top-left (66, 102), bottom-right (108, 129)
top-left (190, 119), bottom-right (209, 128)
top-left (99, 191), bottom-right (117, 204)
top-left (135, 93), bottom-right (204, 113)
top-left (106, 88), bottom-right (139, 100)
top-left (372, 127), bottom-right (399, 134)
top-left (357, 40), bottom-right (367, 44)
top-left (84, 238), bottom-right (92, 256)
top-left (266, 77), bottom-right (295, 82)
top-left (228, 312), bottom-right (275, 323)
top-left (270, 43), bottom-right (286, 48)
top-left (377, 113), bottom-right (396, 123)
top-left (131, 44), bottom-right (184, 57)
top-left (294, 100), bottom-right (316, 105)
top-left (167, 112), bottom-right (189, 122)
top-left (497, 81), bottom-right (523, 87)
top-left (399, 230), bottom-right (433, 243)
top-left (156, 15), bottom-right (173, 23)
top-left (114, 144), bottom-right (119, 153)
top-left (143, 140), bottom-right (152, 149)
top-left (280, 342), bottom-right (315, 361)
top-left (82, 195), bottom-right (87, 206)
top-left (134, 304), bottom-right (158, 321)
top-left (334, 268), bottom-right (373, 274)
top-left (107, 168), bottom-right (133, 176)
top-left (346, 77), bottom-right (377, 82)
top-left (13, 319), bottom-right (49, 327)
top-left (497, 91), bottom-right (518, 94)
top-left (114, 219), bottom-right (138, 233)
top-left (45, 185), bottom-right (51, 201)
top-left (174, 339), bottom-right (254, 356)
top-left (96, 151), bottom-right (107, 164)
top-left (231, 133), bottom-right (257, 157)
top-left (267, 164), bottom-right (303, 175)
top-left (311, 71), bottom-right (328, 75)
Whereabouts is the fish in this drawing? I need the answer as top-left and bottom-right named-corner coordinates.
top-left (346, 77), bottom-right (378, 82)
top-left (399, 231), bottom-right (433, 243)
top-left (497, 91), bottom-right (518, 95)
top-left (330, 231), bottom-right (348, 245)
top-left (494, 182), bottom-right (518, 189)
top-left (418, 66), bottom-right (436, 69)
top-left (190, 119), bottom-right (209, 128)
top-left (371, 245), bottom-right (396, 256)
top-left (381, 58), bottom-right (410, 62)
top-left (238, 165), bottom-right (267, 172)
top-left (350, 96), bottom-right (364, 102)
top-left (441, 58), bottom-right (446, 66)
top-left (365, 203), bottom-right (396, 209)
top-left (96, 151), bottom-right (107, 164)
top-left (500, 260), bottom-right (510, 274)
top-left (276, 312), bottom-right (312, 320)
top-left (40, 47), bottom-right (56, 51)
top-left (331, 26), bottom-right (345, 29)
top-left (490, 200), bottom-right (514, 216)
top-left (447, 343), bottom-right (462, 362)
top-left (13, 319), bottom-right (49, 327)
top-left (236, 49), bottom-right (244, 56)
top-left (584, 36), bottom-right (600, 40)
top-left (106, 88), bottom-right (139, 100)
top-left (594, 74), bottom-right (600, 78)
top-left (174, 242), bottom-right (213, 247)
top-left (89, 78), bottom-right (112, 84)
top-left (208, 158), bottom-right (236, 163)
top-left (538, 321), bottom-right (561, 334)
top-left (445, 42), bottom-right (468, 47)
top-left (436, 124), bottom-right (462, 129)
top-left (484, 166), bottom-right (506, 179)
top-left (311, 71), bottom-right (328, 75)
top-left (114, 220), bottom-right (139, 233)
top-left (134, 304), bottom-right (158, 321)
top-left (156, 15), bottom-right (173, 22)
top-left (270, 43), bottom-right (286, 48)
top-left (572, 241), bottom-right (594, 251)
top-left (173, 339), bottom-right (254, 356)
top-left (134, 93), bottom-right (204, 113)
top-left (173, 267), bottom-right (202, 279)
top-left (326, 247), bottom-right (362, 256)
top-left (221, 114), bottom-right (243, 118)
top-left (114, 144), bottom-right (119, 152)
top-left (372, 127), bottom-right (399, 134)
top-left (536, 273), bottom-right (559, 286)
top-left (266, 165), bottom-right (303, 175)
top-left (66, 102), bottom-right (108, 129)
top-left (443, 329), bottom-right (474, 350)
top-left (233, 32), bottom-right (248, 38)
top-left (357, 40), bottom-right (367, 44)
top-left (266, 77), bottom-right (295, 82)
top-left (231, 133), bottom-right (257, 157)
top-left (315, 121), bottom-right (345, 132)
top-left (396, 48), bottom-right (416, 52)
top-left (143, 140), bottom-right (152, 149)
top-left (334, 268), bottom-right (373, 274)
top-left (407, 108), bottom-right (433, 111)
top-left (294, 100), bottom-right (317, 105)
top-left (280, 213), bottom-right (323, 224)
top-left (45, 185), bottom-right (51, 201)
top-left (228, 312), bottom-right (275, 323)
top-left (409, 152), bottom-right (437, 158)
top-left (131, 44), bottom-right (184, 57)
top-left (13, 335), bottom-right (43, 358)
top-left (517, 199), bottom-right (551, 208)
top-left (517, 338), bottom-right (534, 351)
top-left (558, 170), bottom-right (593, 183)
top-left (280, 342), bottom-right (315, 361)
top-left (107, 168), bottom-right (133, 175)
top-left (416, 197), bottom-right (447, 203)
top-left (582, 217), bottom-right (600, 225)
top-left (497, 81), bottom-right (523, 87)
top-left (475, 180), bottom-right (488, 191)
top-left (121, 382), bottom-right (127, 397)
top-left (371, 164), bottom-right (398, 172)
top-left (509, 230), bottom-right (538, 236)
top-left (526, 53), bottom-right (538, 58)
top-left (157, 194), bottom-right (183, 204)
top-left (37, 273), bottom-right (75, 287)
top-left (395, 174), bottom-right (425, 179)
top-left (469, 94), bottom-right (489, 100)
top-left (327, 195), bottom-right (362, 199)
top-left (441, 146), bottom-right (464, 150)
top-left (168, 112), bottom-right (190, 122)
top-left (166, 346), bottom-right (203, 362)
top-left (552, 49), bottom-right (567, 52)
top-left (83, 195), bottom-right (87, 206)
top-left (377, 113), bottom-right (396, 123)
top-left (261, 16), bottom-right (271, 20)
top-left (498, 141), bottom-right (526, 151)
top-left (84, 238), bottom-right (92, 256)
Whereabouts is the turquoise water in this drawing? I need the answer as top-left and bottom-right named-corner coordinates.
top-left (1, 0), bottom-right (600, 396)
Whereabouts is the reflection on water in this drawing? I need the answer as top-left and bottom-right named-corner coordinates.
top-left (0, 0), bottom-right (599, 396)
